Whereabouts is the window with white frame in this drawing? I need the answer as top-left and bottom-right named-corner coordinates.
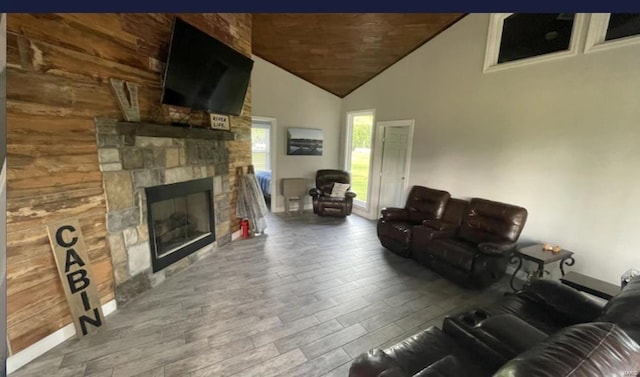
top-left (483, 13), bottom-right (585, 72)
top-left (251, 121), bottom-right (271, 171)
top-left (345, 110), bottom-right (374, 208)
top-left (585, 13), bottom-right (640, 52)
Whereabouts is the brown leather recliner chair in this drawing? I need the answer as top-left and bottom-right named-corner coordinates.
top-left (415, 198), bottom-right (528, 288)
top-left (376, 186), bottom-right (451, 257)
top-left (308, 169), bottom-right (356, 217)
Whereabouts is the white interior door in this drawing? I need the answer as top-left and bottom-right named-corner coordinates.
top-left (376, 121), bottom-right (413, 214)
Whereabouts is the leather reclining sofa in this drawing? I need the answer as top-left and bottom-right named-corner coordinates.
top-left (349, 276), bottom-right (640, 376)
top-left (377, 185), bottom-right (528, 288)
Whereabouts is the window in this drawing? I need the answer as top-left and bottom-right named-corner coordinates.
top-left (585, 13), bottom-right (640, 52)
top-left (345, 110), bottom-right (374, 207)
top-left (484, 13), bottom-right (585, 72)
top-left (251, 121), bottom-right (270, 171)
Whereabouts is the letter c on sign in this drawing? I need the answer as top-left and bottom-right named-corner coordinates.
top-left (56, 225), bottom-right (78, 248)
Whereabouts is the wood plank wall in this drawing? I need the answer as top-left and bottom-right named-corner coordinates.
top-left (6, 13), bottom-right (252, 354)
top-left (2, 12), bottom-right (9, 371)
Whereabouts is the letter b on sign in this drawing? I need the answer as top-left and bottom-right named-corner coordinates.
top-left (66, 270), bottom-right (90, 294)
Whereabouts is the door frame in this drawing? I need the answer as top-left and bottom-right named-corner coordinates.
top-left (251, 116), bottom-right (277, 210)
top-left (369, 119), bottom-right (414, 219)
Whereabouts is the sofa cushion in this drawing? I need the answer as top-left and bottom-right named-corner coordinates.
top-left (413, 356), bottom-right (466, 377)
top-left (485, 294), bottom-right (569, 335)
top-left (318, 195), bottom-right (344, 204)
top-left (424, 239), bottom-right (477, 272)
top-left (439, 198), bottom-right (469, 226)
top-left (405, 186), bottom-right (450, 223)
top-left (456, 198), bottom-right (527, 245)
top-left (315, 169), bottom-right (350, 195)
top-left (383, 326), bottom-right (493, 376)
top-left (598, 275), bottom-right (640, 345)
top-left (493, 322), bottom-right (640, 377)
top-left (520, 279), bottom-right (605, 323)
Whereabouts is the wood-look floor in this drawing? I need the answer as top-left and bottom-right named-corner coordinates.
top-left (11, 212), bottom-right (511, 377)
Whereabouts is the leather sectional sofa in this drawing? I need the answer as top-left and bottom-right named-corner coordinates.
top-left (377, 186), bottom-right (528, 288)
top-left (349, 275), bottom-right (640, 376)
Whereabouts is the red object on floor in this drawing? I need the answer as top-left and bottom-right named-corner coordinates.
top-left (240, 219), bottom-right (250, 239)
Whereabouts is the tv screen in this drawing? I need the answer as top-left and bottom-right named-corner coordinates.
top-left (161, 17), bottom-right (253, 117)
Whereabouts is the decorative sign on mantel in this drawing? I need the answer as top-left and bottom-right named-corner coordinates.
top-left (110, 78), bottom-right (140, 122)
top-left (47, 220), bottom-right (105, 337)
top-left (209, 113), bottom-right (230, 131)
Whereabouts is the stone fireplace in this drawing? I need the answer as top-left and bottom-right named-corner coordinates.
top-left (95, 117), bottom-right (233, 305)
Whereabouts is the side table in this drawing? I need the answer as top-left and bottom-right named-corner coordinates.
top-left (560, 271), bottom-right (620, 300)
top-left (282, 178), bottom-right (309, 215)
top-left (510, 244), bottom-right (575, 291)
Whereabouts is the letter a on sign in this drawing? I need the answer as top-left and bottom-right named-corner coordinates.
top-left (47, 220), bottom-right (105, 337)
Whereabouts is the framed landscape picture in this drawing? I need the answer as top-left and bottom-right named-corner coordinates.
top-left (287, 127), bottom-right (323, 156)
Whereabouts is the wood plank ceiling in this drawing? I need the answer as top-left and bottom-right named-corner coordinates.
top-left (252, 13), bottom-right (465, 97)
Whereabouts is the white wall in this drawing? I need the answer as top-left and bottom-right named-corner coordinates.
top-left (342, 14), bottom-right (640, 285)
top-left (251, 56), bottom-right (343, 212)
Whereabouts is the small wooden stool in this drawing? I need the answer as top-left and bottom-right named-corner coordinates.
top-left (282, 178), bottom-right (309, 215)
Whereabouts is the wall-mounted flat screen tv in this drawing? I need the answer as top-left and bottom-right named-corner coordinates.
top-left (161, 17), bottom-right (254, 117)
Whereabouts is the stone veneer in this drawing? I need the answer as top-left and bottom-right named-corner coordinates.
top-left (95, 117), bottom-right (232, 305)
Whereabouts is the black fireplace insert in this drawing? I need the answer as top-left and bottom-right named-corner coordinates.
top-left (145, 177), bottom-right (215, 272)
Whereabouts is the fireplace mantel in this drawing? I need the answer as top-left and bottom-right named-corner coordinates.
top-left (116, 121), bottom-right (235, 141)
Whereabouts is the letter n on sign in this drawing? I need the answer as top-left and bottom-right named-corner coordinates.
top-left (47, 220), bottom-right (105, 337)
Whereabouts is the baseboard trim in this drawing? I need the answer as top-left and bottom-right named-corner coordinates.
top-left (7, 299), bottom-right (117, 375)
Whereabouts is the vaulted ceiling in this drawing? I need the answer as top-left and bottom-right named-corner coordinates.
top-left (252, 13), bottom-right (465, 98)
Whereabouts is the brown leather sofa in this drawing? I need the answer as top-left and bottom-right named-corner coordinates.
top-left (349, 276), bottom-right (640, 377)
top-left (308, 169), bottom-right (356, 217)
top-left (377, 186), bottom-right (528, 289)
top-left (413, 198), bottom-right (528, 288)
top-left (376, 186), bottom-right (451, 257)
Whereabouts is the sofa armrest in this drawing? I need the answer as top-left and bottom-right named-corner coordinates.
top-left (421, 219), bottom-right (458, 231)
top-left (349, 349), bottom-right (408, 377)
top-left (477, 242), bottom-right (516, 257)
top-left (346, 191), bottom-right (357, 199)
top-left (475, 314), bottom-right (548, 356)
top-left (380, 208), bottom-right (409, 221)
top-left (309, 188), bottom-right (321, 197)
top-left (442, 313), bottom-right (548, 368)
top-left (519, 279), bottom-right (605, 323)
top-left (412, 356), bottom-right (468, 377)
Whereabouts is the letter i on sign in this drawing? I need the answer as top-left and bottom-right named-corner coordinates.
top-left (47, 220), bottom-right (105, 337)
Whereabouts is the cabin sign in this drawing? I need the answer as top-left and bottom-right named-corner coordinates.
top-left (47, 220), bottom-right (105, 337)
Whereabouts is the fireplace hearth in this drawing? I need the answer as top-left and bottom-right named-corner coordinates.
top-left (145, 177), bottom-right (215, 272)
